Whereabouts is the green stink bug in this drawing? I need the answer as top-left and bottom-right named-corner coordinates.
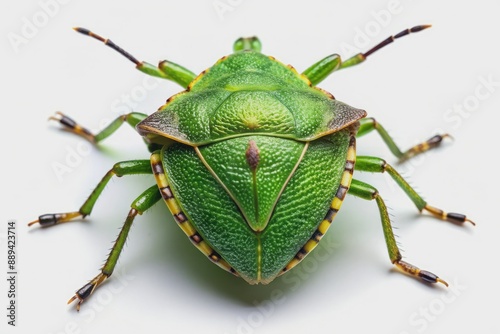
top-left (29, 25), bottom-right (473, 310)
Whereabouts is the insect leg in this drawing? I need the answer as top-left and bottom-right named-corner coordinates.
top-left (302, 25), bottom-right (430, 85)
top-left (28, 160), bottom-right (152, 227)
top-left (48, 111), bottom-right (160, 151)
top-left (348, 178), bottom-right (448, 286)
top-left (73, 27), bottom-right (195, 88)
top-left (67, 185), bottom-right (161, 311)
top-left (356, 117), bottom-right (452, 162)
top-left (301, 54), bottom-right (341, 85)
top-left (354, 155), bottom-right (475, 225)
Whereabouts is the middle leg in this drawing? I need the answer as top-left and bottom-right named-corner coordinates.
top-left (29, 159), bottom-right (153, 227)
top-left (355, 155), bottom-right (474, 225)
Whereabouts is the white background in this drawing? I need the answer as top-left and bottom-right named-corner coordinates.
top-left (1, 1), bottom-right (499, 333)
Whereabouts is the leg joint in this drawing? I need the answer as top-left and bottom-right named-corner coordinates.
top-left (380, 159), bottom-right (388, 172)
top-left (128, 207), bottom-right (139, 217)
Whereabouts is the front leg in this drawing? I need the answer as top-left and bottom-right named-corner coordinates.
top-left (357, 118), bottom-right (452, 162)
top-left (49, 111), bottom-right (163, 152)
top-left (49, 111), bottom-right (147, 144)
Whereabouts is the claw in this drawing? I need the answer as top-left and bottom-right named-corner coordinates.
top-left (465, 218), bottom-right (476, 226)
top-left (67, 294), bottom-right (83, 312)
top-left (68, 273), bottom-right (108, 311)
top-left (48, 111), bottom-right (64, 122)
top-left (67, 282), bottom-right (93, 311)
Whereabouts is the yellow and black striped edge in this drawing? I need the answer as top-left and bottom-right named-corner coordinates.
top-left (279, 135), bottom-right (356, 274)
top-left (150, 152), bottom-right (238, 276)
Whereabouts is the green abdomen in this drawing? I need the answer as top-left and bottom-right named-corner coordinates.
top-left (161, 130), bottom-right (350, 283)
